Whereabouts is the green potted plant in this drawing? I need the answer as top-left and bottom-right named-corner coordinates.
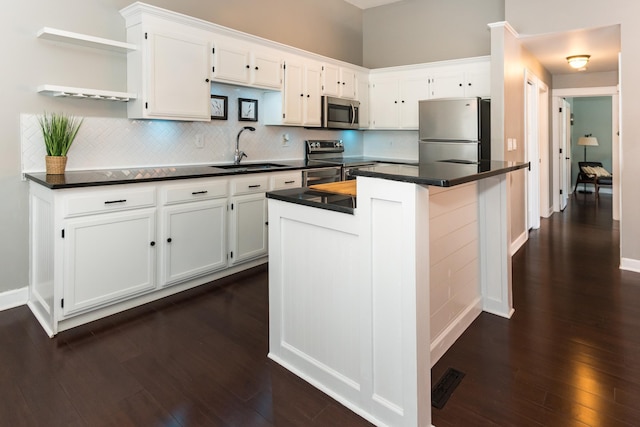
top-left (38, 112), bottom-right (83, 174)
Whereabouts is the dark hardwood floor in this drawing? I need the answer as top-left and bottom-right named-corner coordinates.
top-left (432, 193), bottom-right (640, 426)
top-left (2, 192), bottom-right (638, 426)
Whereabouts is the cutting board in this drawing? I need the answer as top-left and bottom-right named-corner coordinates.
top-left (309, 180), bottom-right (357, 196)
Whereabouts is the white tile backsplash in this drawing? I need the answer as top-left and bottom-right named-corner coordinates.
top-left (22, 118), bottom-right (367, 173)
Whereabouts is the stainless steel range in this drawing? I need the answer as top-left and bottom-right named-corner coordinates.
top-left (304, 140), bottom-right (377, 185)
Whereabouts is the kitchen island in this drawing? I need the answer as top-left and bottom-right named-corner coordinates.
top-left (266, 160), bottom-right (527, 427)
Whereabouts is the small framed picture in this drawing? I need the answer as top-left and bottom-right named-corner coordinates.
top-left (210, 95), bottom-right (228, 120)
top-left (238, 98), bottom-right (258, 122)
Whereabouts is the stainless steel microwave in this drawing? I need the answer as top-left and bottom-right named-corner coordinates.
top-left (321, 96), bottom-right (360, 129)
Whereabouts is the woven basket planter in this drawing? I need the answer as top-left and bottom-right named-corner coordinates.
top-left (45, 156), bottom-right (67, 175)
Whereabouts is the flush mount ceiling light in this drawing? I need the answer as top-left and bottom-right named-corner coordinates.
top-left (566, 55), bottom-right (591, 70)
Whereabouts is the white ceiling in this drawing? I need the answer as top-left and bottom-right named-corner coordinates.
top-left (342, 0), bottom-right (404, 9)
top-left (518, 25), bottom-right (620, 75)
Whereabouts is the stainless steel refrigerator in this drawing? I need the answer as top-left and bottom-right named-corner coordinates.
top-left (418, 97), bottom-right (490, 164)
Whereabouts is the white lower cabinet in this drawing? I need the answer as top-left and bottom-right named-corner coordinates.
top-left (228, 174), bottom-right (269, 265)
top-left (63, 209), bottom-right (157, 316)
top-left (161, 199), bottom-right (227, 286)
top-left (159, 179), bottom-right (228, 286)
top-left (28, 172), bottom-right (291, 336)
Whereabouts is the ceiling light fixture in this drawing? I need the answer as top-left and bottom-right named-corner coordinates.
top-left (566, 55), bottom-right (590, 70)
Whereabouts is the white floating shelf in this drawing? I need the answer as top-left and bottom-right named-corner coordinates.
top-left (37, 85), bottom-right (136, 102)
top-left (37, 27), bottom-right (137, 53)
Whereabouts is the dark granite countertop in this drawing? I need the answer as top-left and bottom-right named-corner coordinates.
top-left (352, 160), bottom-right (529, 187)
top-left (25, 160), bottom-right (316, 189)
top-left (266, 187), bottom-right (355, 215)
top-left (266, 160), bottom-right (529, 214)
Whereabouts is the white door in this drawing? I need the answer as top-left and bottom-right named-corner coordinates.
top-left (559, 99), bottom-right (571, 210)
top-left (399, 75), bottom-right (429, 129)
top-left (304, 62), bottom-right (322, 126)
top-left (251, 50), bottom-right (282, 89)
top-left (283, 60), bottom-right (304, 125)
top-left (525, 79), bottom-right (540, 230)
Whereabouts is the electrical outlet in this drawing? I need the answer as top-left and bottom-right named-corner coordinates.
top-left (195, 134), bottom-right (204, 149)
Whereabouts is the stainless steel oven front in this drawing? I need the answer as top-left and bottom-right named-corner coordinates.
top-left (302, 166), bottom-right (343, 186)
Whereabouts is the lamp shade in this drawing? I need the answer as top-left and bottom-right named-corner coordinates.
top-left (578, 136), bottom-right (598, 147)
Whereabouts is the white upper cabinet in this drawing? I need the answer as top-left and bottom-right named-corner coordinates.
top-left (369, 71), bottom-right (429, 130)
top-left (121, 7), bottom-right (213, 121)
top-left (322, 63), bottom-right (357, 99)
top-left (264, 56), bottom-right (322, 127)
top-left (211, 37), bottom-right (282, 90)
top-left (356, 72), bottom-right (370, 129)
top-left (428, 58), bottom-right (490, 99)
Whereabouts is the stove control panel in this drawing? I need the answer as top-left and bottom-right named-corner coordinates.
top-left (306, 140), bottom-right (344, 154)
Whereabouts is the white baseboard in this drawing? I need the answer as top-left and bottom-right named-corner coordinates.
top-left (621, 258), bottom-right (640, 273)
top-left (510, 229), bottom-right (528, 255)
top-left (0, 287), bottom-right (28, 311)
top-left (430, 297), bottom-right (483, 367)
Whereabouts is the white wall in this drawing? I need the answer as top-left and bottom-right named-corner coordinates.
top-left (0, 0), bottom-right (363, 296)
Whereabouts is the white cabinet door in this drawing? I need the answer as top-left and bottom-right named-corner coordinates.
top-left (399, 75), bottom-right (429, 129)
top-left (356, 72), bottom-right (370, 129)
top-left (144, 30), bottom-right (211, 120)
top-left (212, 41), bottom-right (251, 85)
top-left (429, 60), bottom-right (490, 99)
top-left (282, 59), bottom-right (321, 126)
top-left (63, 209), bottom-right (156, 316)
top-left (304, 62), bottom-right (322, 126)
top-left (283, 60), bottom-right (304, 125)
top-left (322, 63), bottom-right (340, 97)
top-left (229, 193), bottom-right (268, 265)
top-left (339, 68), bottom-right (357, 99)
top-left (429, 70), bottom-right (466, 99)
top-left (323, 64), bottom-right (356, 99)
top-left (465, 61), bottom-right (490, 98)
top-left (161, 199), bottom-right (227, 287)
top-left (370, 78), bottom-right (400, 129)
top-left (251, 49), bottom-right (282, 89)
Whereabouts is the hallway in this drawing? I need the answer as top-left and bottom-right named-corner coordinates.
top-left (432, 193), bottom-right (640, 426)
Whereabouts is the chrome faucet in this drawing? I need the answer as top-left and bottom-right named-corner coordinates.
top-left (234, 126), bottom-right (255, 164)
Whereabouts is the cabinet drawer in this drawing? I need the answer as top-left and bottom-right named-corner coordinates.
top-left (64, 187), bottom-right (156, 218)
top-left (162, 179), bottom-right (227, 205)
top-left (230, 175), bottom-right (269, 195)
top-left (270, 172), bottom-right (302, 190)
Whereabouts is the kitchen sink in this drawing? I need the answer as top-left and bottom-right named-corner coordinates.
top-left (211, 163), bottom-right (288, 172)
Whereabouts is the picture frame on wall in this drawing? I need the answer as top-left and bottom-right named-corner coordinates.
top-left (238, 98), bottom-right (258, 122)
top-left (210, 95), bottom-right (228, 120)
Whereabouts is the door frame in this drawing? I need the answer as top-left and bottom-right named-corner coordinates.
top-left (551, 86), bottom-right (619, 219)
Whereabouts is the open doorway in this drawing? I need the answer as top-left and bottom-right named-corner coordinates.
top-left (551, 87), bottom-right (619, 220)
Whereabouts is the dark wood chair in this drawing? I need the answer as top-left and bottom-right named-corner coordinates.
top-left (574, 161), bottom-right (612, 198)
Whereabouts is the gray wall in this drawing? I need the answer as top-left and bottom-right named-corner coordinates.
top-left (0, 0), bottom-right (362, 295)
top-left (505, 0), bottom-right (640, 267)
top-left (362, 0), bottom-right (505, 68)
top-left (571, 97), bottom-right (613, 188)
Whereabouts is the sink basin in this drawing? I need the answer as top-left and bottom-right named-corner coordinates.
top-left (211, 163), bottom-right (288, 172)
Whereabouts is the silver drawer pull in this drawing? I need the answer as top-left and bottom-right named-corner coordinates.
top-left (104, 199), bottom-right (127, 204)
top-left (191, 190), bottom-right (208, 195)
top-left (248, 184), bottom-right (261, 188)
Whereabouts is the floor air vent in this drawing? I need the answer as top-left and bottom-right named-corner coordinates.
top-left (431, 368), bottom-right (465, 409)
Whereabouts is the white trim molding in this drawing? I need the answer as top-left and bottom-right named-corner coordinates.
top-left (0, 287), bottom-right (28, 312)
top-left (621, 258), bottom-right (640, 273)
